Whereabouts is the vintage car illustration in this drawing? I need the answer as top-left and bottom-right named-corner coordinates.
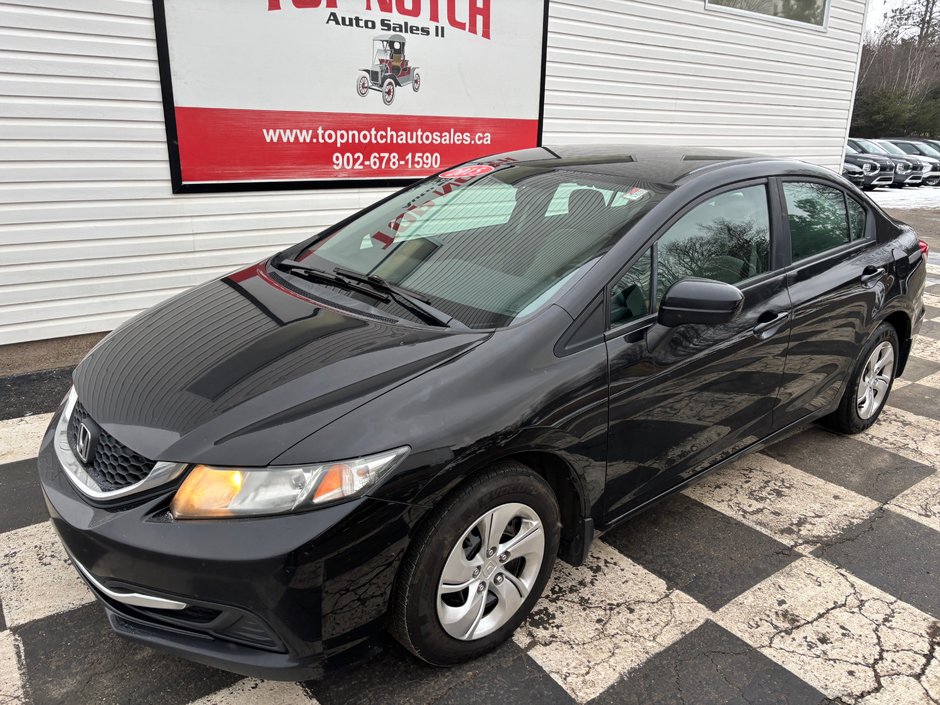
top-left (357, 34), bottom-right (421, 106)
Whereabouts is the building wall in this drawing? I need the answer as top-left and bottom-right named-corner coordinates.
top-left (0, 0), bottom-right (867, 345)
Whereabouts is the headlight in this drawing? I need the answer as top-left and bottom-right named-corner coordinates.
top-left (897, 162), bottom-right (911, 174)
top-left (862, 162), bottom-right (875, 173)
top-left (169, 446), bottom-right (409, 519)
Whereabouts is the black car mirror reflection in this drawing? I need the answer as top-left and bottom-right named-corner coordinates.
top-left (657, 278), bottom-right (745, 328)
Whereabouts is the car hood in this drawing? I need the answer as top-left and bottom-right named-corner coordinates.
top-left (73, 262), bottom-right (489, 466)
top-left (844, 155), bottom-right (879, 168)
top-left (853, 152), bottom-right (895, 167)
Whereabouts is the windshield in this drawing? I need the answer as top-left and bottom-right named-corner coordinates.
top-left (914, 142), bottom-right (940, 158)
top-left (845, 144), bottom-right (858, 154)
top-left (875, 140), bottom-right (907, 157)
top-left (286, 167), bottom-right (666, 328)
top-left (854, 139), bottom-right (888, 155)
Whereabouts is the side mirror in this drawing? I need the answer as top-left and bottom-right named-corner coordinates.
top-left (657, 278), bottom-right (744, 327)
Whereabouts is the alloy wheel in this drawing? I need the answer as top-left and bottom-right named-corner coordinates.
top-left (856, 340), bottom-right (894, 420)
top-left (436, 502), bottom-right (545, 641)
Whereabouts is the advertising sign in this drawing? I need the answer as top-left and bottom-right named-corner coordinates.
top-left (154, 0), bottom-right (548, 192)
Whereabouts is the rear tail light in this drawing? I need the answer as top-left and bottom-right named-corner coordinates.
top-left (919, 239), bottom-right (929, 259)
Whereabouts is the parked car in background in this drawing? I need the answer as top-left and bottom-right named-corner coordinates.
top-left (842, 161), bottom-right (865, 188)
top-left (872, 139), bottom-right (933, 186)
top-left (38, 146), bottom-right (928, 680)
top-left (847, 139), bottom-right (910, 187)
top-left (847, 137), bottom-right (923, 188)
top-left (844, 144), bottom-right (893, 189)
top-left (919, 139), bottom-right (940, 153)
top-left (883, 138), bottom-right (940, 186)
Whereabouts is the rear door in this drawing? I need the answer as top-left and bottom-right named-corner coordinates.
top-left (772, 178), bottom-right (894, 428)
top-left (603, 180), bottom-right (792, 522)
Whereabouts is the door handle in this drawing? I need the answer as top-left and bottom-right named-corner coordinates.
top-left (752, 311), bottom-right (789, 338)
top-left (861, 266), bottom-right (886, 285)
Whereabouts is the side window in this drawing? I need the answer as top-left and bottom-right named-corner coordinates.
top-left (783, 182), bottom-right (850, 261)
top-left (654, 184), bottom-right (771, 307)
top-left (610, 247), bottom-right (652, 327)
top-left (846, 197), bottom-right (867, 241)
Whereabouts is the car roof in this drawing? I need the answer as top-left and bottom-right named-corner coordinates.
top-left (374, 34), bottom-right (406, 42)
top-left (474, 144), bottom-right (827, 187)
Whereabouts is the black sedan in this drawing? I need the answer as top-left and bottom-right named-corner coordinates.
top-left (38, 146), bottom-right (928, 680)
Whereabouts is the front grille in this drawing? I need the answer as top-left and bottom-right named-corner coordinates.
top-left (67, 403), bottom-right (155, 491)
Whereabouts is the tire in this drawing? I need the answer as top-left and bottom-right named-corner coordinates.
top-left (823, 322), bottom-right (899, 434)
top-left (382, 78), bottom-right (396, 106)
top-left (412, 71), bottom-right (421, 92)
top-left (388, 462), bottom-right (560, 666)
top-left (356, 75), bottom-right (369, 97)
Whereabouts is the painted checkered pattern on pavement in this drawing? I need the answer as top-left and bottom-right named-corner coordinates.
top-left (3, 288), bottom-right (940, 704)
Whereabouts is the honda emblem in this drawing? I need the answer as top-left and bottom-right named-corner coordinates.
top-left (76, 422), bottom-right (92, 463)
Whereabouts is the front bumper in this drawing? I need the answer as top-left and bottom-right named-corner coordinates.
top-left (864, 172), bottom-right (894, 187)
top-left (37, 411), bottom-right (415, 680)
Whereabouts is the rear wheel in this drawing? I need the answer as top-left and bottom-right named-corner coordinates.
top-left (389, 462), bottom-right (559, 665)
top-left (823, 322), bottom-right (898, 434)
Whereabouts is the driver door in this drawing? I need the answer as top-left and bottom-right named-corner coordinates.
top-left (602, 181), bottom-right (791, 522)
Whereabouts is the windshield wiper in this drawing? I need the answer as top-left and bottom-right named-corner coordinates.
top-left (275, 260), bottom-right (463, 329)
top-left (333, 267), bottom-right (467, 329)
top-left (274, 260), bottom-right (392, 301)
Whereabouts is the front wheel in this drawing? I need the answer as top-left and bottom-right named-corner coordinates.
top-left (382, 78), bottom-right (396, 106)
top-left (388, 462), bottom-right (559, 665)
top-left (412, 71), bottom-right (421, 92)
top-left (356, 75), bottom-right (369, 97)
top-left (823, 322), bottom-right (898, 434)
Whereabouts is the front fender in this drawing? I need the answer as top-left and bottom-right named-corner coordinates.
top-left (405, 425), bottom-right (599, 518)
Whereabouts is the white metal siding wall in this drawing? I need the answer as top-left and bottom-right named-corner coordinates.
top-left (0, 0), bottom-right (866, 346)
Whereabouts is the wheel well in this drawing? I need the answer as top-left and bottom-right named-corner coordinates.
top-left (883, 311), bottom-right (912, 376)
top-left (508, 451), bottom-right (589, 565)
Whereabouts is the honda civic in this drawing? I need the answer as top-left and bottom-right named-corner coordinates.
top-left (38, 146), bottom-right (928, 679)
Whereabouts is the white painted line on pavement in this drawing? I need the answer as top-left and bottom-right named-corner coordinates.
top-left (890, 472), bottom-right (940, 535)
top-left (190, 679), bottom-right (315, 705)
top-left (516, 541), bottom-right (708, 703)
top-left (856, 405), bottom-right (940, 467)
top-left (0, 630), bottom-right (26, 705)
top-left (716, 556), bottom-right (940, 705)
top-left (684, 454), bottom-right (880, 552)
top-left (0, 521), bottom-right (92, 628)
top-left (0, 414), bottom-right (52, 466)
